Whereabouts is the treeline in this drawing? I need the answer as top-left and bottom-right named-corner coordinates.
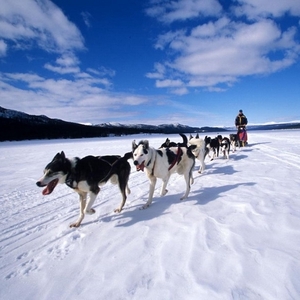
top-left (0, 118), bottom-right (153, 141)
top-left (1, 106), bottom-right (227, 142)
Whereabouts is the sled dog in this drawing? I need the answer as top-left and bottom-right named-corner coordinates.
top-left (36, 151), bottom-right (132, 227)
top-left (218, 135), bottom-right (231, 159)
top-left (204, 136), bottom-right (220, 160)
top-left (188, 133), bottom-right (208, 173)
top-left (229, 134), bottom-right (239, 152)
top-left (160, 133), bottom-right (188, 148)
top-left (132, 139), bottom-right (195, 208)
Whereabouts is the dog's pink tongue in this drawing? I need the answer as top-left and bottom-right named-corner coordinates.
top-left (136, 162), bottom-right (145, 172)
top-left (42, 179), bottom-right (58, 195)
top-left (42, 187), bottom-right (51, 195)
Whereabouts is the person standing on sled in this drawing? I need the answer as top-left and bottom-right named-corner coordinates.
top-left (235, 109), bottom-right (248, 146)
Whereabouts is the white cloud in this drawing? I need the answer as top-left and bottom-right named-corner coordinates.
top-left (81, 11), bottom-right (92, 28)
top-left (55, 54), bottom-right (80, 67)
top-left (188, 75), bottom-right (237, 88)
top-left (44, 63), bottom-right (81, 75)
top-left (87, 66), bottom-right (116, 78)
top-left (0, 0), bottom-right (85, 54)
top-left (0, 71), bottom-right (150, 123)
top-left (0, 39), bottom-right (7, 56)
top-left (4, 72), bottom-right (43, 81)
top-left (154, 29), bottom-right (187, 50)
top-left (146, 0), bottom-right (300, 92)
top-left (146, 0), bottom-right (222, 23)
top-left (170, 87), bottom-right (189, 95)
top-left (234, 0), bottom-right (300, 19)
top-left (44, 53), bottom-right (81, 74)
top-left (145, 62), bottom-right (166, 79)
top-left (170, 19), bottom-right (299, 77)
top-left (156, 79), bottom-right (184, 88)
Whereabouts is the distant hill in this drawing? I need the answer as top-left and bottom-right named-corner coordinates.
top-left (0, 106), bottom-right (226, 141)
top-left (2, 106), bottom-right (299, 141)
top-left (246, 123), bottom-right (300, 130)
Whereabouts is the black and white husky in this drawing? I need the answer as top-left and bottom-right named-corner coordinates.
top-left (160, 133), bottom-right (188, 148)
top-left (36, 151), bottom-right (132, 227)
top-left (229, 134), bottom-right (239, 152)
top-left (218, 135), bottom-right (231, 159)
top-left (132, 140), bottom-right (195, 209)
top-left (188, 134), bottom-right (208, 173)
top-left (204, 136), bottom-right (220, 160)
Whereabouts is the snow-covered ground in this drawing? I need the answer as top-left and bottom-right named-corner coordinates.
top-left (1, 130), bottom-right (300, 300)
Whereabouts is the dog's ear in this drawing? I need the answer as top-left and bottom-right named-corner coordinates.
top-left (53, 151), bottom-right (63, 161)
top-left (143, 140), bottom-right (149, 149)
top-left (132, 140), bottom-right (138, 151)
top-left (60, 151), bottom-right (66, 159)
top-left (53, 151), bottom-right (66, 162)
top-left (166, 138), bottom-right (170, 146)
top-left (189, 134), bottom-right (193, 140)
top-left (53, 153), bottom-right (60, 160)
top-left (196, 133), bottom-right (199, 139)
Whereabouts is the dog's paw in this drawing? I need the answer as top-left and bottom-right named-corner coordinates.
top-left (86, 208), bottom-right (96, 215)
top-left (114, 208), bottom-right (122, 213)
top-left (161, 189), bottom-right (168, 196)
top-left (140, 204), bottom-right (150, 210)
top-left (69, 222), bottom-right (81, 228)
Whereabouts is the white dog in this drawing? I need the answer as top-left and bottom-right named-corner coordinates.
top-left (189, 134), bottom-right (208, 173)
top-left (132, 140), bottom-right (195, 208)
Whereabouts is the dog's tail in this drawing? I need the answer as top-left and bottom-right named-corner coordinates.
top-left (121, 151), bottom-right (133, 161)
top-left (179, 133), bottom-right (188, 147)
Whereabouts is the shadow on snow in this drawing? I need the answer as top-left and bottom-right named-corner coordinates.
top-left (96, 181), bottom-right (256, 228)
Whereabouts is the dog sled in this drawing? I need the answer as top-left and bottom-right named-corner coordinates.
top-left (237, 126), bottom-right (248, 147)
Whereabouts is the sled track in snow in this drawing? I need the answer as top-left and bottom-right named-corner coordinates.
top-left (256, 144), bottom-right (300, 169)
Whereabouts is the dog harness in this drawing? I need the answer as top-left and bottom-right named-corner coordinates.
top-left (146, 147), bottom-right (182, 175)
top-left (168, 147), bottom-right (182, 171)
top-left (147, 152), bottom-right (157, 176)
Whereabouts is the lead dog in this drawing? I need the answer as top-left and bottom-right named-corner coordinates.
top-left (132, 139), bottom-right (195, 208)
top-left (189, 133), bottom-right (208, 173)
top-left (36, 151), bottom-right (132, 227)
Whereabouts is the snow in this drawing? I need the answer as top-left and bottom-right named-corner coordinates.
top-left (1, 130), bottom-right (300, 300)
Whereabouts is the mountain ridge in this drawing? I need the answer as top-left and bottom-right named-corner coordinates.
top-left (1, 106), bottom-right (300, 141)
top-left (0, 106), bottom-right (225, 141)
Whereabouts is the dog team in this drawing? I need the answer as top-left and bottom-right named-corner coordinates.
top-left (36, 133), bottom-right (240, 227)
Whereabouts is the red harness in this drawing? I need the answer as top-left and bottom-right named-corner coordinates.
top-left (168, 147), bottom-right (182, 171)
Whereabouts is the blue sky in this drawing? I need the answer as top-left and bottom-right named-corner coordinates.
top-left (0, 0), bottom-right (300, 127)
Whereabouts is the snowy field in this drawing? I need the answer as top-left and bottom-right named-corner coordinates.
top-left (1, 130), bottom-right (300, 300)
